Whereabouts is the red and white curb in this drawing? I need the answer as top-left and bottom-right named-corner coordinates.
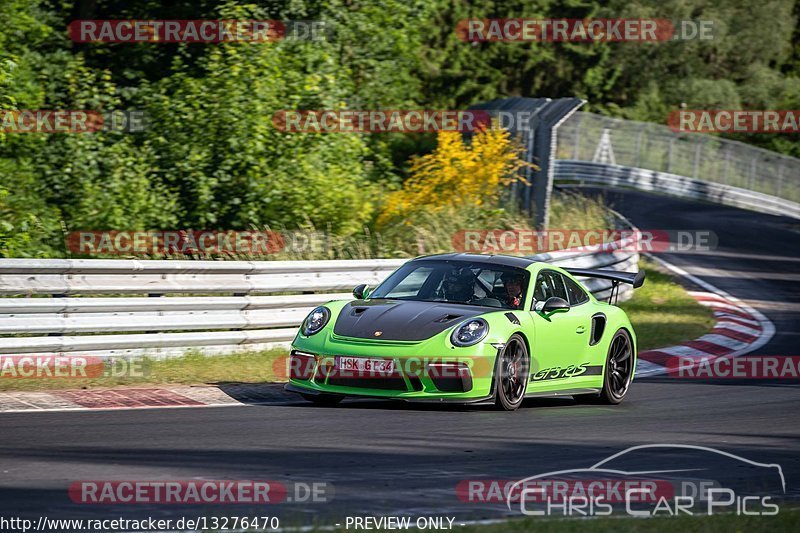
top-left (0, 384), bottom-right (294, 414)
top-left (635, 257), bottom-right (775, 377)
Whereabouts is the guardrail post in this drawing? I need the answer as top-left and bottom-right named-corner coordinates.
top-left (47, 293), bottom-right (67, 337)
top-left (635, 125), bottom-right (645, 168)
top-left (573, 113), bottom-right (582, 159)
top-left (693, 141), bottom-right (701, 179)
top-left (667, 138), bottom-right (674, 173)
top-left (723, 145), bottom-right (731, 184)
top-left (146, 293), bottom-right (163, 334)
top-left (523, 126), bottom-right (537, 212)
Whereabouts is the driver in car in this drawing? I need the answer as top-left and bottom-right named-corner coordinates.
top-left (501, 271), bottom-right (525, 309)
top-left (442, 267), bottom-right (477, 304)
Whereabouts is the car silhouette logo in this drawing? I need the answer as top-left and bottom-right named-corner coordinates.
top-left (505, 444), bottom-right (786, 513)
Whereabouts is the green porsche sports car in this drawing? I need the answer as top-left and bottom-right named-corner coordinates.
top-left (285, 253), bottom-right (645, 410)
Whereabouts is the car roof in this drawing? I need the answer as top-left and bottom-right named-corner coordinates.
top-left (410, 253), bottom-right (540, 269)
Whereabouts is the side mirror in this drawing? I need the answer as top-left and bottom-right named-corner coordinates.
top-left (540, 296), bottom-right (570, 314)
top-left (353, 284), bottom-right (370, 299)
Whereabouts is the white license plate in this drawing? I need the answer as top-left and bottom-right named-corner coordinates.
top-left (337, 356), bottom-right (395, 374)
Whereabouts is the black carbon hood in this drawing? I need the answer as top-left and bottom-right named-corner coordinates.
top-left (332, 299), bottom-right (488, 341)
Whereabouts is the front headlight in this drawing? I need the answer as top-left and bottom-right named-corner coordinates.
top-left (302, 306), bottom-right (331, 336)
top-left (450, 318), bottom-right (489, 347)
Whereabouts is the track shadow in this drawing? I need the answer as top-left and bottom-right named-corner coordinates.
top-left (212, 381), bottom-right (299, 405)
top-left (212, 381), bottom-right (594, 412)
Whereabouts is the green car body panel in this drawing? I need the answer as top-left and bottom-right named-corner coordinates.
top-left (286, 254), bottom-right (640, 404)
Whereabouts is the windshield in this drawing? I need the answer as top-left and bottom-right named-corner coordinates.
top-left (368, 260), bottom-right (530, 309)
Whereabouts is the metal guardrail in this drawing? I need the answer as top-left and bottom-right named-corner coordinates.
top-left (0, 258), bottom-right (401, 359)
top-left (553, 160), bottom-right (800, 219)
top-left (556, 112), bottom-right (800, 206)
top-left (0, 245), bottom-right (639, 359)
top-left (532, 231), bottom-right (639, 302)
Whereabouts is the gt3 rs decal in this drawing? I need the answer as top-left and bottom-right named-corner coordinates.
top-left (530, 363), bottom-right (603, 381)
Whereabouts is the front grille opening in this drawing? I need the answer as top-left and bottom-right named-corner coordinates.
top-left (289, 353), bottom-right (315, 380)
top-left (407, 373), bottom-right (424, 391)
top-left (428, 362), bottom-right (473, 392)
top-left (327, 375), bottom-right (408, 391)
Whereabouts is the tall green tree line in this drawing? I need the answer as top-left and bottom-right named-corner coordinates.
top-left (0, 0), bottom-right (797, 256)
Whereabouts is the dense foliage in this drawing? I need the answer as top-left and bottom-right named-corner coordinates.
top-left (0, 0), bottom-right (797, 256)
top-left (376, 128), bottom-right (530, 227)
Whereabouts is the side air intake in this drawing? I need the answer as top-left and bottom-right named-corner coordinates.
top-left (590, 313), bottom-right (606, 346)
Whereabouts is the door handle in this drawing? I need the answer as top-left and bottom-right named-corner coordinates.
top-left (576, 326), bottom-right (586, 334)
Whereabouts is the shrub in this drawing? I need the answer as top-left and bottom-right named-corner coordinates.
top-left (376, 127), bottom-right (531, 227)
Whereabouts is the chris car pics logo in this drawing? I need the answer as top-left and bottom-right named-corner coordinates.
top-left (506, 444), bottom-right (784, 517)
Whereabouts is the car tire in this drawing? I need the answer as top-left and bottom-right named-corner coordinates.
top-left (300, 393), bottom-right (344, 406)
top-left (493, 334), bottom-right (530, 411)
top-left (576, 329), bottom-right (634, 405)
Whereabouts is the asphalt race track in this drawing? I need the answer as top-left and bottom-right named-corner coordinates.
top-left (1, 190), bottom-right (799, 527)
top-left (583, 187), bottom-right (800, 356)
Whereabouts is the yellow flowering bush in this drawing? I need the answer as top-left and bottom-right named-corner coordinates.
top-left (376, 127), bottom-right (532, 227)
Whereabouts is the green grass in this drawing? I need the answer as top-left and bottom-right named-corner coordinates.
top-left (621, 261), bottom-right (715, 351)
top-left (0, 350), bottom-right (287, 392)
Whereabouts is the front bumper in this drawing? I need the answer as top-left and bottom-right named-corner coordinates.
top-left (285, 342), bottom-right (500, 401)
top-left (284, 383), bottom-right (495, 405)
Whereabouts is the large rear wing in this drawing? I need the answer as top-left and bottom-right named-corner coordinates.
top-left (564, 268), bottom-right (645, 304)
